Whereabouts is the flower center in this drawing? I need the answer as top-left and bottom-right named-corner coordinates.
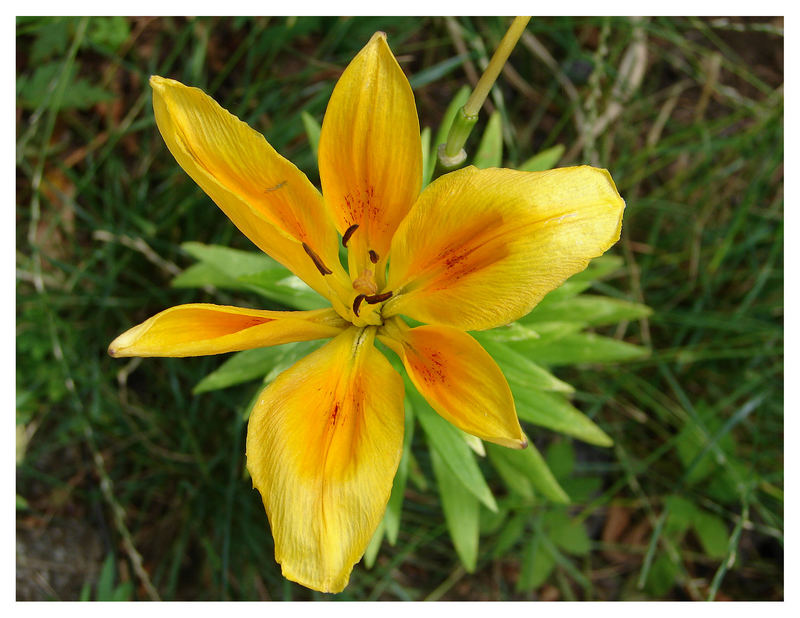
top-left (301, 223), bottom-right (395, 326)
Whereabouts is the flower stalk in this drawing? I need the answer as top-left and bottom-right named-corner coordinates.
top-left (439, 16), bottom-right (531, 169)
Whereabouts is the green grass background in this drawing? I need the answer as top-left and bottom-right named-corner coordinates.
top-left (16, 16), bottom-right (783, 600)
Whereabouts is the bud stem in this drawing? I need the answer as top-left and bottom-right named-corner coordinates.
top-left (439, 16), bottom-right (531, 168)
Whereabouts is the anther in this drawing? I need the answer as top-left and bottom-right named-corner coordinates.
top-left (342, 224), bottom-right (359, 247)
top-left (364, 291), bottom-right (392, 304)
top-left (368, 250), bottom-right (379, 264)
top-left (352, 294), bottom-right (367, 317)
top-left (302, 242), bottom-right (332, 276)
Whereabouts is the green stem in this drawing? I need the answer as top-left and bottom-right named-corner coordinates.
top-left (440, 16), bottom-right (531, 168)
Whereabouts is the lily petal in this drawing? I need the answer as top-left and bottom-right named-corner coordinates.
top-left (384, 166), bottom-right (625, 331)
top-left (108, 305), bottom-right (346, 357)
top-left (380, 320), bottom-right (525, 449)
top-left (318, 33), bottom-right (422, 272)
top-left (246, 327), bottom-right (404, 593)
top-left (150, 76), bottom-right (346, 300)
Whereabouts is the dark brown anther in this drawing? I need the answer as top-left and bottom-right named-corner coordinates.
top-left (368, 250), bottom-right (379, 264)
top-left (342, 224), bottom-right (359, 247)
top-left (352, 294), bottom-right (367, 317)
top-left (364, 291), bottom-right (392, 304)
top-left (302, 242), bottom-right (332, 275)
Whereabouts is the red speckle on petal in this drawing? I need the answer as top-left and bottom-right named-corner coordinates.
top-left (412, 347), bottom-right (447, 386)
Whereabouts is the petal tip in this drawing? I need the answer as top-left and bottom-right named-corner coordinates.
top-left (107, 335), bottom-right (126, 358)
top-left (149, 74), bottom-right (167, 90)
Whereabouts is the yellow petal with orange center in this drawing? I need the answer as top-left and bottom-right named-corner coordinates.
top-left (318, 33), bottom-right (422, 271)
top-left (108, 304), bottom-right (346, 357)
top-left (150, 76), bottom-right (346, 301)
top-left (379, 321), bottom-right (525, 449)
top-left (384, 166), bottom-right (625, 331)
top-left (246, 327), bottom-right (404, 593)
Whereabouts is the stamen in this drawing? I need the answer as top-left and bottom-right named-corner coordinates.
top-left (364, 291), bottom-right (392, 304)
top-left (302, 242), bottom-right (332, 275)
top-left (352, 294), bottom-right (367, 317)
top-left (368, 250), bottom-right (379, 264)
top-left (342, 224), bottom-right (359, 247)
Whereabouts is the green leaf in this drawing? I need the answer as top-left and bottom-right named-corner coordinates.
top-left (512, 388), bottom-right (613, 447)
top-left (384, 399), bottom-right (415, 545)
top-left (111, 582), bottom-right (134, 601)
top-left (420, 126), bottom-right (431, 188)
top-left (480, 504), bottom-right (508, 535)
top-left (492, 510), bottom-right (528, 558)
top-left (301, 111), bottom-right (321, 161)
top-left (517, 535), bottom-right (555, 591)
top-left (676, 415), bottom-right (736, 485)
top-left (30, 18), bottom-right (70, 64)
top-left (530, 255), bottom-right (624, 306)
top-left (79, 581), bottom-right (92, 601)
top-left (473, 336), bottom-right (573, 393)
top-left (519, 332), bottom-right (650, 366)
top-left (560, 476), bottom-right (603, 503)
top-left (487, 445), bottom-right (534, 500)
top-left (96, 554), bottom-right (116, 601)
top-left (571, 255), bottom-right (625, 283)
top-left (174, 244), bottom-right (326, 309)
top-left (505, 321), bottom-right (587, 345)
top-left (472, 111), bottom-right (503, 169)
top-left (181, 242), bottom-right (278, 276)
top-left (693, 510), bottom-right (730, 559)
top-left (545, 441), bottom-right (575, 480)
top-left (413, 391), bottom-right (497, 512)
top-left (409, 53), bottom-right (470, 89)
top-left (546, 515), bottom-right (591, 556)
top-left (431, 449), bottom-right (479, 572)
top-left (644, 553), bottom-right (678, 597)
top-left (17, 62), bottom-right (114, 111)
top-left (406, 450), bottom-right (428, 492)
top-left (237, 270), bottom-right (327, 310)
top-left (663, 494), bottom-right (697, 537)
top-left (363, 518), bottom-right (385, 569)
top-left (487, 441), bottom-right (569, 503)
top-left (193, 340), bottom-right (323, 393)
top-left (88, 16), bottom-right (130, 50)
top-left (524, 295), bottom-right (652, 327)
top-left (171, 262), bottom-right (250, 291)
top-left (518, 144), bottom-right (565, 172)
top-left (16, 494), bottom-right (29, 510)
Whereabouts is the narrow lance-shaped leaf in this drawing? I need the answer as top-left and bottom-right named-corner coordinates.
top-left (384, 397), bottom-right (416, 545)
top-left (301, 110), bottom-right (321, 161)
top-left (431, 449), bottom-right (479, 573)
top-left (486, 439), bottom-right (569, 504)
top-left (412, 390), bottom-right (498, 512)
top-left (519, 332), bottom-right (650, 366)
top-left (517, 534), bottom-right (556, 592)
top-left (472, 110), bottom-right (503, 169)
top-left (523, 295), bottom-right (653, 327)
top-left (511, 387), bottom-right (613, 447)
top-left (420, 126), bottom-right (432, 188)
top-left (193, 340), bottom-right (324, 394)
top-left (518, 143), bottom-right (565, 172)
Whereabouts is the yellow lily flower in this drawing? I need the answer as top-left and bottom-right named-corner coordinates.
top-left (109, 32), bottom-right (625, 593)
